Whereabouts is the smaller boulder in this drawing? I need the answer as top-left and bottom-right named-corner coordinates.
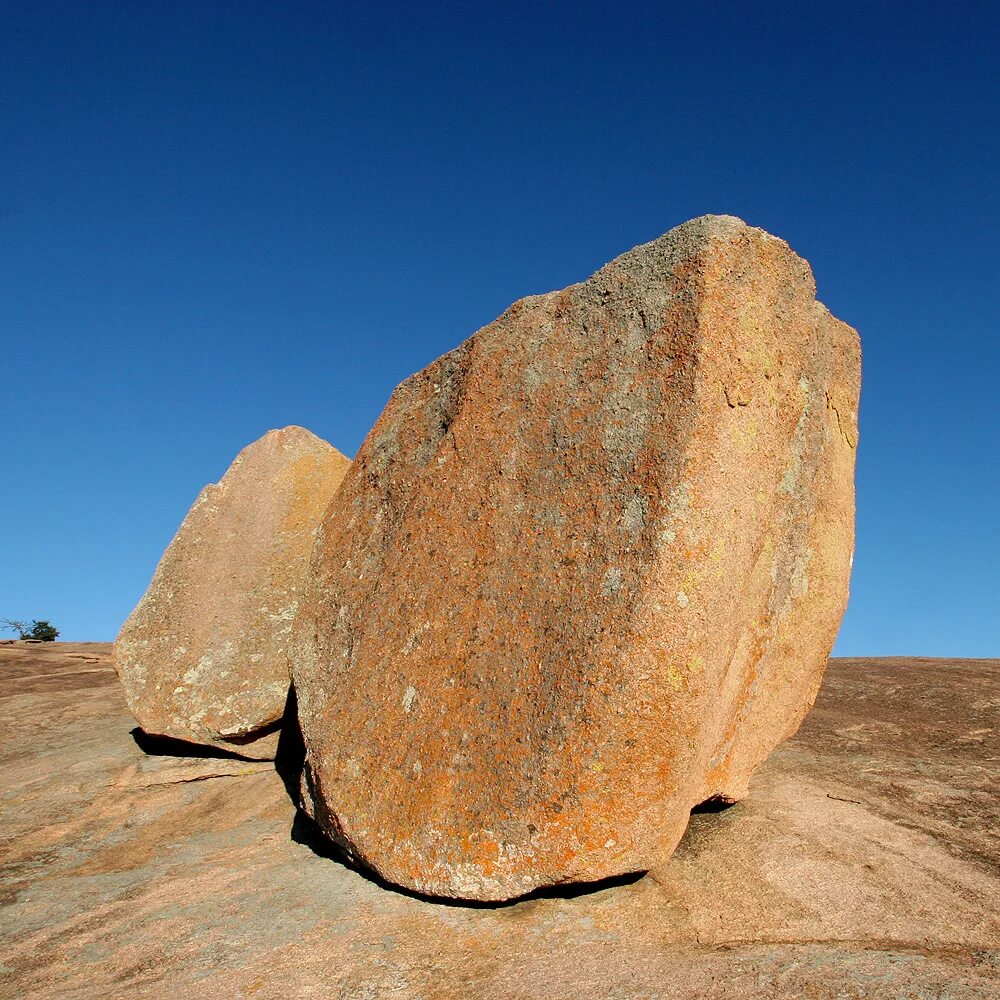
top-left (115, 426), bottom-right (350, 759)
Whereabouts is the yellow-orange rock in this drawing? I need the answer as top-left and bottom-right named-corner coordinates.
top-left (115, 426), bottom-right (350, 759)
top-left (293, 216), bottom-right (861, 899)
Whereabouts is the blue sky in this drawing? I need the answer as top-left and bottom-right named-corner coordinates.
top-left (2, 2), bottom-right (997, 654)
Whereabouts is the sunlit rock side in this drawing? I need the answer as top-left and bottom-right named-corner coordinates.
top-left (115, 426), bottom-right (350, 759)
top-left (292, 216), bottom-right (861, 898)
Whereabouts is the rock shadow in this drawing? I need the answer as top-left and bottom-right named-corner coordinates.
top-left (690, 794), bottom-right (739, 814)
top-left (129, 727), bottom-right (269, 762)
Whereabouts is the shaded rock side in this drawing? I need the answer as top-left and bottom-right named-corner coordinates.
top-left (115, 426), bottom-right (350, 759)
top-left (292, 215), bottom-right (861, 899)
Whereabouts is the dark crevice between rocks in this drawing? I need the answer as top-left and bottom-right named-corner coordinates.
top-left (274, 684), bottom-right (306, 802)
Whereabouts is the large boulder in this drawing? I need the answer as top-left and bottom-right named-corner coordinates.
top-left (115, 426), bottom-right (350, 759)
top-left (292, 216), bottom-right (861, 899)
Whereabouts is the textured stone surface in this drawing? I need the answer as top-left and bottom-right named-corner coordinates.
top-left (2, 643), bottom-right (998, 999)
top-left (115, 426), bottom-right (349, 759)
top-left (293, 215), bottom-right (862, 899)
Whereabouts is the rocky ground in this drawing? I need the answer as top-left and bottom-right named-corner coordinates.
top-left (1, 642), bottom-right (997, 999)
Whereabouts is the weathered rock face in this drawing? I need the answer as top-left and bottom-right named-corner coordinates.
top-left (115, 426), bottom-right (350, 759)
top-left (292, 215), bottom-right (861, 899)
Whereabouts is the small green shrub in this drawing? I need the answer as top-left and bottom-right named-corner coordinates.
top-left (28, 620), bottom-right (60, 642)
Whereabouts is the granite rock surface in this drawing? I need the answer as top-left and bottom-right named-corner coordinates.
top-left (293, 216), bottom-right (861, 898)
top-left (2, 643), bottom-right (997, 999)
top-left (115, 426), bottom-right (350, 759)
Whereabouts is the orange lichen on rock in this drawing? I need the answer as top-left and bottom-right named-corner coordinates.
top-left (115, 426), bottom-right (350, 759)
top-left (292, 215), bottom-right (861, 900)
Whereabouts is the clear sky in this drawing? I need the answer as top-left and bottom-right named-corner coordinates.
top-left (2, 2), bottom-right (997, 654)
